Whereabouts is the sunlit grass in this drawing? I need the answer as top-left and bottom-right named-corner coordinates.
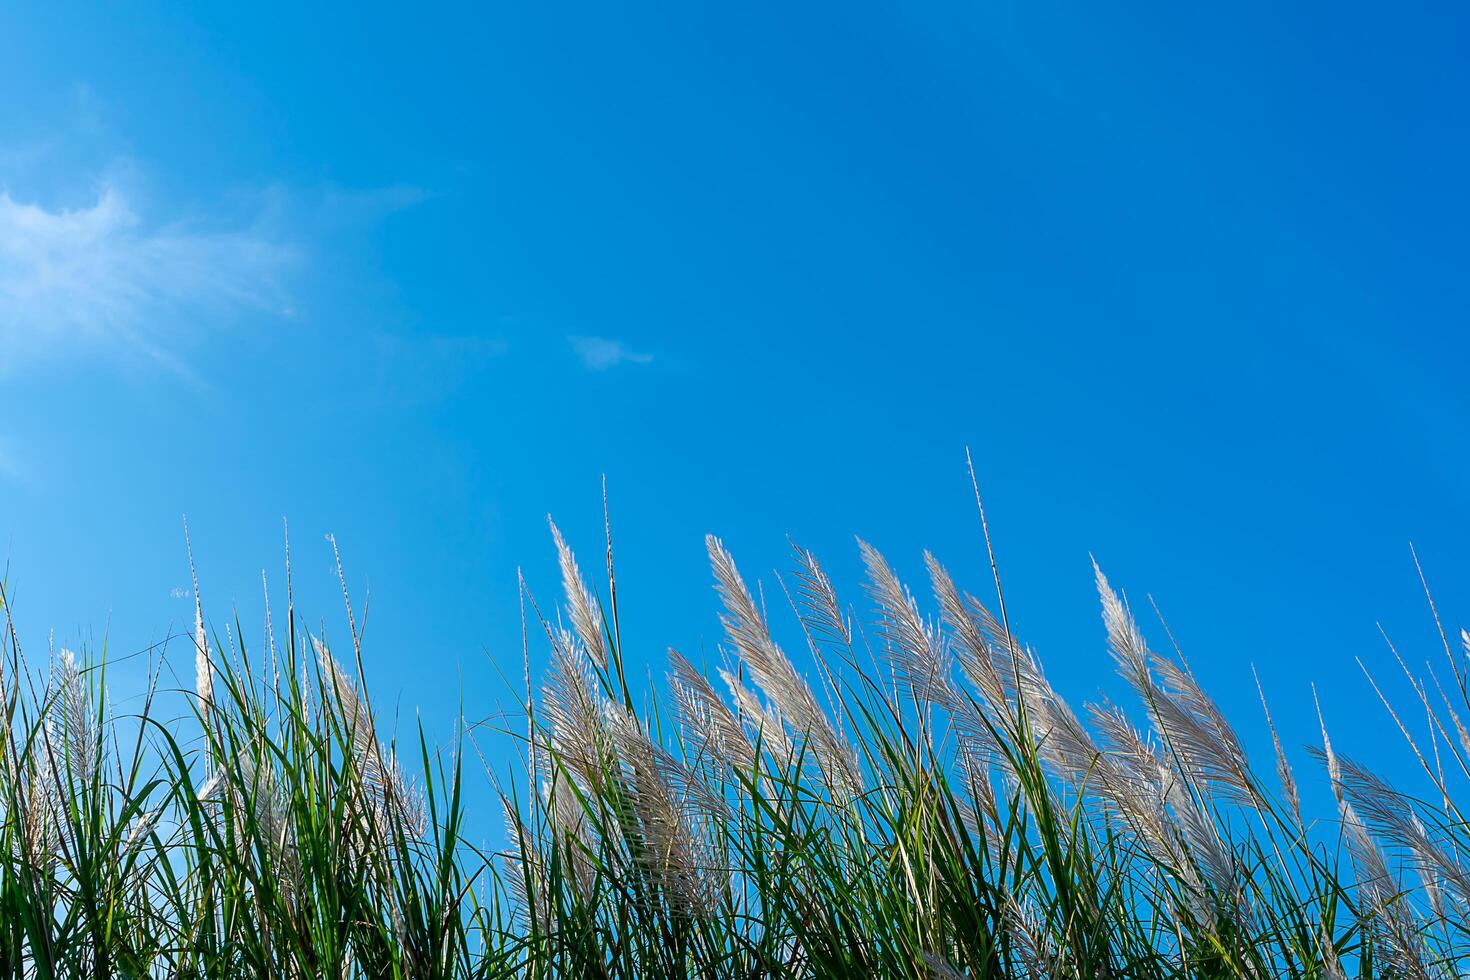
top-left (0, 514), bottom-right (1464, 977)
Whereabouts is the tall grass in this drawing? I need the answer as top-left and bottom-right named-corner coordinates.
top-left (0, 515), bottom-right (1466, 977)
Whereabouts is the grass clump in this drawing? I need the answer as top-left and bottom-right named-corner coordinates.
top-left (0, 514), bottom-right (1466, 977)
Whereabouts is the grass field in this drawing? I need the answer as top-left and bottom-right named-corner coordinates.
top-left (0, 518), bottom-right (1465, 978)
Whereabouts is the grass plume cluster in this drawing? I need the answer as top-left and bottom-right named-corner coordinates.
top-left (0, 516), bottom-right (1466, 977)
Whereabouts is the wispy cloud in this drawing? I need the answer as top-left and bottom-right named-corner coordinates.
top-left (0, 182), bottom-right (296, 368)
top-left (569, 335), bottom-right (654, 371)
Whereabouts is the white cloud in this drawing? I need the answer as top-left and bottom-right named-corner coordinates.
top-left (569, 335), bottom-right (654, 371)
top-left (0, 183), bottom-right (296, 367)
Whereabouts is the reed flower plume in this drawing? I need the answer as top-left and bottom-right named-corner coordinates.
top-left (195, 599), bottom-right (213, 724)
top-left (1095, 565), bottom-right (1257, 808)
top-left (707, 535), bottom-right (858, 799)
top-left (540, 627), bottom-right (614, 789)
top-left (720, 665), bottom-right (795, 766)
top-left (187, 519), bottom-right (214, 736)
top-left (606, 703), bottom-right (723, 917)
top-left (1331, 751), bottom-right (1470, 913)
top-left (312, 636), bottom-right (426, 839)
top-left (500, 790), bottom-right (548, 932)
top-left (923, 553), bottom-right (1012, 719)
top-left (861, 540), bottom-right (947, 708)
top-left (1254, 668), bottom-right (1303, 829)
top-left (50, 647), bottom-right (98, 785)
top-left (550, 518), bottom-right (608, 671)
top-left (791, 544), bottom-right (851, 649)
top-left (543, 773), bottom-right (596, 899)
top-left (1313, 706), bottom-right (1432, 978)
top-left (20, 728), bottom-right (60, 867)
top-left (669, 648), bottom-right (755, 773)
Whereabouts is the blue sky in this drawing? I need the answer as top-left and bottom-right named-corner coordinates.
top-left (1, 1), bottom-right (1468, 809)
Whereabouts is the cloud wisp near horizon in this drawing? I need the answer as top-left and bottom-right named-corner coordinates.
top-left (569, 334), bottom-right (654, 371)
top-left (0, 179), bottom-right (298, 371)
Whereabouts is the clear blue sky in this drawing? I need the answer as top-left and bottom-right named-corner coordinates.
top-left (1, 2), bottom-right (1467, 809)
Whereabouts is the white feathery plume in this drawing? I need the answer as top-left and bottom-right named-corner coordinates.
top-left (549, 518), bottom-right (608, 671)
top-left (500, 791), bottom-right (547, 932)
top-left (1086, 697), bottom-right (1253, 928)
top-left (1252, 666), bottom-right (1302, 829)
top-left (120, 808), bottom-right (163, 860)
top-left (1084, 700), bottom-right (1231, 925)
top-left (1088, 701), bottom-right (1163, 787)
top-left (707, 535), bottom-right (858, 799)
top-left (1004, 640), bottom-right (1108, 793)
top-left (195, 606), bottom-right (213, 720)
top-left (52, 648), bottom-right (98, 784)
top-left (1095, 562), bottom-right (1151, 686)
top-left (1413, 812), bottom-right (1455, 930)
top-left (791, 544), bottom-right (851, 648)
top-left (22, 728), bottom-right (59, 867)
top-left (1333, 753), bottom-right (1470, 908)
top-left (606, 704), bottom-right (722, 917)
top-left (31, 643), bottom-right (102, 875)
top-left (541, 627), bottom-right (613, 788)
top-left (921, 555), bottom-right (1021, 806)
top-left (952, 571), bottom-right (1027, 695)
top-left (186, 520), bottom-right (214, 731)
top-left (1114, 651), bottom-right (1256, 926)
top-left (312, 636), bottom-right (426, 839)
top-left (1096, 566), bottom-right (1257, 807)
top-left (195, 748), bottom-right (299, 884)
top-left (543, 776), bottom-right (596, 898)
top-left (314, 635), bottom-right (375, 758)
top-left (239, 754), bottom-right (299, 883)
top-left (1003, 896), bottom-right (1060, 980)
top-left (1088, 703), bottom-right (1173, 831)
top-left (721, 667), bottom-right (794, 766)
top-left (955, 738), bottom-right (1000, 841)
top-left (861, 541), bottom-right (947, 707)
top-left (1315, 699), bottom-right (1430, 978)
top-left (669, 648), bottom-right (755, 773)
top-left (1314, 686), bottom-right (1343, 807)
top-left (1153, 655), bottom-right (1259, 805)
top-left (1171, 793), bottom-right (1239, 907)
top-left (916, 564), bottom-right (1093, 835)
top-left (1339, 800), bottom-right (1429, 978)
top-left (1340, 801), bottom-right (1394, 906)
top-left (381, 747), bottom-right (429, 840)
top-left (1319, 931), bottom-right (1348, 980)
top-left (619, 703), bottom-right (729, 825)
top-left (196, 769), bottom-right (227, 802)
top-left (924, 554), bottom-right (1011, 715)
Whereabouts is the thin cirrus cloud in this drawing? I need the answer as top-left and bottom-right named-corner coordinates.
top-left (0, 182), bottom-right (297, 369)
top-left (568, 335), bottom-right (654, 371)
